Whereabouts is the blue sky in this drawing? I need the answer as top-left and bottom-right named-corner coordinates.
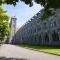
top-left (2, 1), bottom-right (43, 29)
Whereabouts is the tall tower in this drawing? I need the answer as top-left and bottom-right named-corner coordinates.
top-left (9, 15), bottom-right (17, 43)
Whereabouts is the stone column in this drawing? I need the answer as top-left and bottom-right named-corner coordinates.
top-left (41, 32), bottom-right (44, 45)
top-left (58, 31), bottom-right (60, 41)
top-left (49, 31), bottom-right (52, 45)
top-left (36, 34), bottom-right (39, 45)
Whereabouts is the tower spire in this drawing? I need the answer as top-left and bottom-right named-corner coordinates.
top-left (9, 6), bottom-right (17, 44)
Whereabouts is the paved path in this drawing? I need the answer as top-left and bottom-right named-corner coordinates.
top-left (0, 44), bottom-right (60, 60)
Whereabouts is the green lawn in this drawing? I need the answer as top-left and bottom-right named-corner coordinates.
top-left (40, 49), bottom-right (60, 55)
top-left (18, 44), bottom-right (60, 55)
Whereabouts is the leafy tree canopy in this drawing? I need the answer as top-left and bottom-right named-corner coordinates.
top-left (0, 7), bottom-right (9, 42)
top-left (1, 0), bottom-right (60, 8)
top-left (0, 0), bottom-right (60, 19)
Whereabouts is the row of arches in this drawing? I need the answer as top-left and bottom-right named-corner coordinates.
top-left (14, 31), bottom-right (60, 45)
top-left (33, 31), bottom-right (60, 45)
top-left (43, 31), bottom-right (59, 44)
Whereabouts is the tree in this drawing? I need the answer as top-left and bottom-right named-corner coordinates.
top-left (0, 7), bottom-right (9, 42)
top-left (0, 0), bottom-right (19, 6)
top-left (0, 0), bottom-right (60, 19)
top-left (21, 0), bottom-right (60, 19)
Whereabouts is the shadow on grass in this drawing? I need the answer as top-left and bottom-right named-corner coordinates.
top-left (0, 57), bottom-right (29, 60)
top-left (18, 44), bottom-right (60, 49)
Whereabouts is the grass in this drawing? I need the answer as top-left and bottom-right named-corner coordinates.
top-left (18, 44), bottom-right (60, 55)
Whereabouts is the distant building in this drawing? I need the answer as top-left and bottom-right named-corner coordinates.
top-left (13, 9), bottom-right (60, 46)
top-left (9, 16), bottom-right (17, 43)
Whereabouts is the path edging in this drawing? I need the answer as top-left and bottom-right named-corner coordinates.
top-left (22, 47), bottom-right (60, 56)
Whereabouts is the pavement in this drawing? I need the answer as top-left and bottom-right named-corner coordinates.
top-left (0, 44), bottom-right (60, 60)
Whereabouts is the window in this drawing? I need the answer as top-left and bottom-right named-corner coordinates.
top-left (44, 23), bottom-right (47, 29)
top-left (37, 26), bottom-right (41, 31)
top-left (53, 21), bottom-right (56, 27)
top-left (51, 23), bottom-right (53, 27)
top-left (50, 21), bottom-right (57, 27)
top-left (52, 31), bottom-right (59, 41)
top-left (44, 33), bottom-right (49, 42)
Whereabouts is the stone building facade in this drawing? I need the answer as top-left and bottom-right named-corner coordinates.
top-left (9, 16), bottom-right (17, 43)
top-left (13, 9), bottom-right (60, 46)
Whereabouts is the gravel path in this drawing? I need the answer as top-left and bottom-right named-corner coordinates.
top-left (0, 44), bottom-right (60, 60)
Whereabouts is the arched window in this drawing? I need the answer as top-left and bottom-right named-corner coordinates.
top-left (52, 31), bottom-right (59, 41)
top-left (44, 33), bottom-right (49, 42)
top-left (53, 21), bottom-right (56, 27)
top-left (39, 35), bottom-right (42, 43)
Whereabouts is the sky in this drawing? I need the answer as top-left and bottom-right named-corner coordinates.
top-left (2, 1), bottom-right (43, 29)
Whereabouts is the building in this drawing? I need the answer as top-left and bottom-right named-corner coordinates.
top-left (9, 16), bottom-right (17, 43)
top-left (13, 9), bottom-right (60, 46)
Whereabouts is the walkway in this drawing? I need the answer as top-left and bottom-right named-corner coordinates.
top-left (0, 44), bottom-right (60, 60)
